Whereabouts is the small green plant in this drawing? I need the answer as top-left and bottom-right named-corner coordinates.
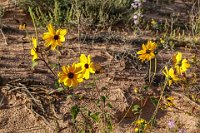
top-left (0, 6), bottom-right (4, 22)
top-left (19, 0), bottom-right (140, 28)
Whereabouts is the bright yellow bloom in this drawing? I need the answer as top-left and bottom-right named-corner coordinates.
top-left (134, 119), bottom-right (147, 133)
top-left (165, 96), bottom-right (175, 107)
top-left (162, 67), bottom-right (179, 86)
top-left (78, 54), bottom-right (95, 79)
top-left (58, 64), bottom-right (84, 87)
top-left (173, 52), bottom-right (190, 74)
top-left (134, 127), bottom-right (139, 133)
top-left (135, 119), bottom-right (146, 126)
top-left (30, 37), bottom-right (38, 62)
top-left (19, 23), bottom-right (26, 30)
top-left (160, 38), bottom-right (165, 44)
top-left (137, 41), bottom-right (157, 62)
top-left (151, 19), bottom-right (157, 26)
top-left (42, 23), bottom-right (67, 50)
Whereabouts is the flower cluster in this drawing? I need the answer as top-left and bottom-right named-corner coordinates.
top-left (165, 96), bottom-right (175, 107)
top-left (30, 23), bottom-right (67, 62)
top-left (30, 23), bottom-right (99, 88)
top-left (172, 52), bottom-right (190, 75)
top-left (131, 0), bottom-right (146, 9)
top-left (134, 118), bottom-right (147, 133)
top-left (133, 11), bottom-right (143, 25)
top-left (131, 0), bottom-right (146, 25)
top-left (163, 52), bottom-right (190, 86)
top-left (137, 39), bottom-right (190, 86)
top-left (58, 54), bottom-right (95, 87)
top-left (162, 67), bottom-right (179, 86)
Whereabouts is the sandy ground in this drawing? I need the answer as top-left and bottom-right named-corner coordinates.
top-left (0, 0), bottom-right (200, 133)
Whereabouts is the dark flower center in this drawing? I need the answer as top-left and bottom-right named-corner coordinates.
top-left (167, 99), bottom-right (172, 102)
top-left (68, 72), bottom-right (74, 79)
top-left (146, 49), bottom-right (151, 54)
top-left (84, 64), bottom-right (89, 69)
top-left (54, 35), bottom-right (59, 40)
top-left (168, 76), bottom-right (172, 80)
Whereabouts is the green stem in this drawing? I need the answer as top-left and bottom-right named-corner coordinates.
top-left (148, 81), bottom-right (167, 126)
top-left (149, 59), bottom-right (152, 82)
top-left (29, 7), bottom-right (38, 38)
top-left (149, 58), bottom-right (157, 85)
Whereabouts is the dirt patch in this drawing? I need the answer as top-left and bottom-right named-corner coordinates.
top-left (0, 0), bottom-right (200, 133)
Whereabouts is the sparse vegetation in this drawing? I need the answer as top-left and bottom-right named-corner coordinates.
top-left (0, 0), bottom-right (200, 133)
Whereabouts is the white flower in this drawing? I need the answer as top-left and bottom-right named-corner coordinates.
top-left (133, 15), bottom-right (138, 20)
top-left (134, 19), bottom-right (139, 25)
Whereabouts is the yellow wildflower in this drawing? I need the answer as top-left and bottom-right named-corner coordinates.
top-left (160, 38), bottom-right (165, 44)
top-left (165, 96), bottom-right (175, 107)
top-left (162, 67), bottom-right (179, 86)
top-left (30, 37), bottom-right (38, 62)
top-left (42, 23), bottom-right (67, 50)
top-left (173, 52), bottom-right (190, 74)
top-left (151, 19), bottom-right (157, 26)
top-left (58, 64), bottom-right (84, 87)
top-left (19, 23), bottom-right (26, 30)
top-left (134, 127), bottom-right (139, 133)
top-left (135, 119), bottom-right (146, 125)
top-left (78, 54), bottom-right (95, 79)
top-left (134, 118), bottom-right (147, 133)
top-left (137, 41), bottom-right (157, 62)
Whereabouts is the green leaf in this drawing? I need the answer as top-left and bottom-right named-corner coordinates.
top-left (150, 96), bottom-right (158, 107)
top-left (95, 100), bottom-right (101, 107)
top-left (90, 112), bottom-right (100, 122)
top-left (54, 80), bottom-right (60, 88)
top-left (70, 105), bottom-right (80, 123)
top-left (143, 85), bottom-right (149, 91)
top-left (66, 94), bottom-right (72, 99)
top-left (101, 96), bottom-right (106, 105)
top-left (107, 103), bottom-right (113, 108)
top-left (79, 130), bottom-right (85, 133)
top-left (56, 87), bottom-right (65, 92)
top-left (51, 63), bottom-right (60, 70)
top-left (132, 104), bottom-right (141, 114)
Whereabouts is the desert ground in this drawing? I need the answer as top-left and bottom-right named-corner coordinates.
top-left (0, 0), bottom-right (200, 133)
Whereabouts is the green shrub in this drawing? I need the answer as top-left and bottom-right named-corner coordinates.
top-left (19, 0), bottom-right (135, 28)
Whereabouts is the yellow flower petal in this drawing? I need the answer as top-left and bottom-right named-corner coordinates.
top-left (137, 49), bottom-right (146, 54)
top-left (72, 79), bottom-right (78, 86)
top-left (32, 37), bottom-right (37, 48)
top-left (84, 70), bottom-right (90, 79)
top-left (59, 35), bottom-right (65, 42)
top-left (80, 54), bottom-right (88, 64)
top-left (169, 68), bottom-right (175, 76)
top-left (42, 33), bottom-right (53, 40)
top-left (47, 23), bottom-right (55, 34)
top-left (176, 52), bottom-right (182, 63)
top-left (59, 29), bottom-right (67, 36)
top-left (89, 64), bottom-right (95, 73)
top-left (87, 55), bottom-right (91, 64)
top-left (32, 54), bottom-right (38, 61)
